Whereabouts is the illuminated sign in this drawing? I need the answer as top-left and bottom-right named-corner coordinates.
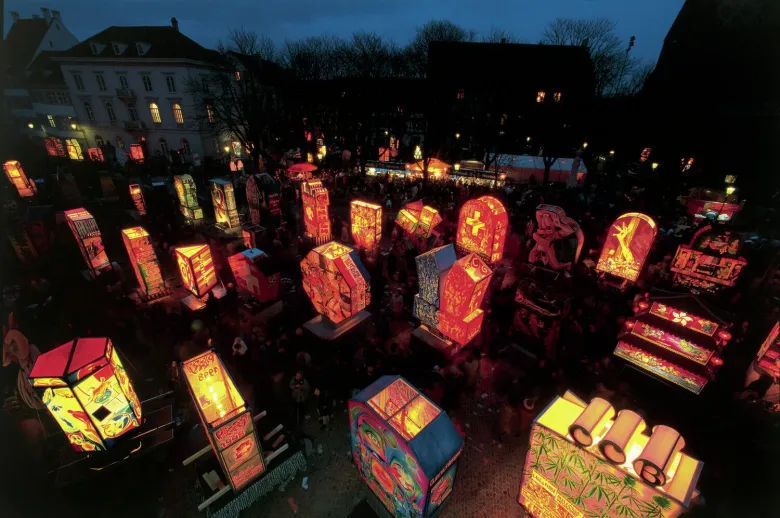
top-left (350, 376), bottom-right (463, 517)
top-left (122, 227), bottom-right (165, 299)
top-left (175, 244), bottom-right (217, 298)
top-left (129, 184), bottom-right (147, 215)
top-left (181, 351), bottom-right (265, 490)
top-left (210, 179), bottom-right (240, 229)
top-left (228, 249), bottom-right (280, 303)
top-left (596, 212), bottom-right (657, 283)
top-left (456, 196), bottom-right (508, 264)
top-left (174, 174), bottom-right (203, 225)
top-left (350, 200), bottom-right (382, 250)
top-left (301, 241), bottom-right (370, 324)
top-left (3, 160), bottom-right (37, 198)
top-left (519, 393), bottom-right (703, 518)
top-left (64, 208), bottom-right (111, 278)
top-left (670, 226), bottom-right (746, 293)
top-left (528, 204), bottom-right (584, 270)
top-left (28, 338), bottom-right (142, 452)
top-left (302, 180), bottom-right (331, 244)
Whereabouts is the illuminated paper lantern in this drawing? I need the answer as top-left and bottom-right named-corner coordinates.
top-left (670, 225), bottom-right (747, 293)
top-left (129, 183), bottom-right (147, 215)
top-left (456, 196), bottom-right (508, 264)
top-left (350, 376), bottom-right (464, 517)
top-left (8, 226), bottom-right (38, 265)
top-left (599, 410), bottom-right (647, 464)
top-left (569, 397), bottom-right (615, 447)
top-left (633, 425), bottom-right (685, 487)
top-left (300, 241), bottom-right (370, 324)
top-left (129, 144), bottom-right (144, 162)
top-left (122, 227), bottom-right (165, 299)
top-left (28, 338), bottom-right (142, 452)
top-left (87, 147), bottom-right (104, 162)
top-left (302, 180), bottom-right (331, 244)
top-left (596, 212), bottom-right (657, 283)
top-left (44, 136), bottom-right (65, 157)
top-left (528, 204), bottom-right (584, 270)
top-left (210, 179), bottom-right (240, 229)
top-left (175, 244), bottom-right (217, 298)
top-left (413, 245), bottom-right (457, 329)
top-left (242, 225), bottom-right (266, 249)
top-left (350, 200), bottom-right (382, 250)
top-left (174, 174), bottom-right (204, 225)
top-left (3, 160), bottom-right (37, 198)
top-left (519, 392), bottom-right (703, 518)
top-left (396, 201), bottom-right (442, 239)
top-left (228, 249), bottom-right (280, 302)
top-left (181, 351), bottom-right (265, 490)
top-left (64, 208), bottom-right (111, 278)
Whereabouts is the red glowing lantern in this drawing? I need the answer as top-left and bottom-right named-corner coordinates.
top-left (129, 183), bottom-right (146, 215)
top-left (302, 180), bottom-right (331, 244)
top-left (175, 244), bottom-right (217, 299)
top-left (350, 200), bottom-right (382, 250)
top-left (300, 242), bottom-right (370, 324)
top-left (456, 196), bottom-right (508, 264)
top-left (44, 136), bottom-right (65, 157)
top-left (129, 144), bottom-right (144, 162)
top-left (3, 160), bottom-right (37, 198)
top-left (210, 179), bottom-right (240, 229)
top-left (670, 226), bottom-right (747, 293)
top-left (122, 227), bottom-right (166, 299)
top-left (64, 208), bottom-right (111, 278)
top-left (228, 249), bottom-right (280, 303)
top-left (596, 212), bottom-right (657, 283)
top-left (87, 147), bottom-right (104, 162)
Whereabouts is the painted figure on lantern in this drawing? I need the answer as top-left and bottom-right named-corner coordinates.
top-left (528, 205), bottom-right (584, 271)
top-left (456, 196), bottom-right (508, 264)
top-left (3, 160), bottom-right (37, 198)
top-left (350, 376), bottom-right (463, 518)
top-left (28, 338), bottom-right (142, 452)
top-left (210, 179), bottom-right (240, 230)
top-left (350, 200), bottom-right (382, 251)
top-left (228, 249), bottom-right (280, 303)
top-left (596, 212), bottom-right (657, 283)
top-left (174, 174), bottom-right (204, 225)
top-left (302, 180), bottom-right (331, 244)
top-left (519, 392), bottom-right (703, 518)
top-left (670, 225), bottom-right (747, 293)
top-left (300, 242), bottom-right (370, 325)
top-left (64, 208), bottom-right (111, 278)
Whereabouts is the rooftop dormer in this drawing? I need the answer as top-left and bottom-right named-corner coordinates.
top-left (111, 42), bottom-right (128, 56)
top-left (89, 41), bottom-right (106, 55)
top-left (135, 42), bottom-right (151, 56)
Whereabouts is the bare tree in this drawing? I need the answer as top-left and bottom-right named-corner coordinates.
top-left (408, 20), bottom-right (476, 77)
top-left (623, 60), bottom-right (655, 95)
top-left (481, 28), bottom-right (525, 44)
top-left (339, 32), bottom-right (395, 79)
top-left (281, 35), bottom-right (345, 80)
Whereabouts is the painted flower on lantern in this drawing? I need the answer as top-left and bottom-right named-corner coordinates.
top-left (672, 312), bottom-right (693, 326)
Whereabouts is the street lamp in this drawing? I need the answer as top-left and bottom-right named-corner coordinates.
top-left (609, 150), bottom-right (615, 156)
top-left (726, 186), bottom-right (736, 196)
top-left (70, 122), bottom-right (78, 130)
top-left (526, 136), bottom-right (531, 142)
top-left (454, 163), bottom-right (460, 171)
top-left (455, 132), bottom-right (460, 139)
top-left (223, 145), bottom-right (230, 153)
top-left (582, 141), bottom-right (588, 149)
top-left (384, 130), bottom-right (389, 136)
top-left (27, 123), bottom-right (34, 129)
top-left (651, 162), bottom-right (659, 171)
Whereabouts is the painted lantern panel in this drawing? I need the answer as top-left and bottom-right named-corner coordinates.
top-left (351, 200), bottom-right (382, 250)
top-left (228, 248), bottom-right (280, 302)
top-left (122, 227), bottom-right (165, 298)
top-left (129, 184), bottom-right (147, 215)
top-left (175, 244), bottom-right (217, 298)
top-left (210, 179), bottom-right (240, 229)
top-left (596, 213), bottom-right (657, 282)
top-left (302, 180), bottom-right (331, 244)
top-left (3, 160), bottom-right (37, 198)
top-left (456, 196), bottom-right (508, 264)
top-left (64, 208), bottom-right (111, 278)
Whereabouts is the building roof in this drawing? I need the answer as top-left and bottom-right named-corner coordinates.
top-left (25, 51), bottom-right (66, 87)
top-left (53, 26), bottom-right (221, 63)
top-left (3, 18), bottom-right (51, 72)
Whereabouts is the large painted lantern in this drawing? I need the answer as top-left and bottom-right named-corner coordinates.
top-left (596, 212), bottom-right (657, 284)
top-left (129, 184), bottom-right (147, 215)
top-left (456, 195), bottom-right (508, 264)
top-left (528, 204), bottom-right (584, 271)
top-left (396, 200), bottom-right (442, 239)
top-left (129, 144), bottom-right (144, 163)
top-left (754, 322), bottom-right (780, 380)
top-left (122, 227), bottom-right (166, 299)
top-left (174, 174), bottom-right (204, 225)
top-left (246, 174), bottom-right (263, 226)
top-left (615, 294), bottom-right (730, 394)
top-left (520, 392), bottom-right (703, 518)
top-left (302, 180), bottom-right (331, 244)
top-left (3, 160), bottom-right (37, 198)
top-left (210, 179), bottom-right (240, 230)
top-left (670, 225), bottom-right (747, 293)
top-left (350, 200), bottom-right (382, 251)
top-left (228, 249), bottom-right (280, 302)
top-left (350, 376), bottom-right (463, 518)
top-left (175, 244), bottom-right (218, 299)
top-left (300, 241), bottom-right (370, 324)
top-left (64, 208), bottom-right (111, 278)
top-left (181, 351), bottom-right (265, 491)
top-left (28, 338), bottom-right (142, 452)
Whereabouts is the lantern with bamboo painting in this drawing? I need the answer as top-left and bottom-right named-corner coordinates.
top-left (122, 227), bottom-right (166, 299)
top-left (181, 351), bottom-right (265, 491)
top-left (129, 184), bottom-right (147, 215)
top-left (28, 338), bottom-right (142, 452)
top-left (3, 160), bottom-right (37, 198)
top-left (596, 212), bottom-right (657, 285)
top-left (350, 200), bottom-right (382, 251)
top-left (519, 391), bottom-right (703, 518)
top-left (302, 180), bottom-right (331, 244)
top-left (64, 208), bottom-right (111, 278)
top-left (456, 196), bottom-right (508, 264)
top-left (210, 179), bottom-right (240, 230)
top-left (175, 244), bottom-right (218, 300)
top-left (174, 174), bottom-right (204, 225)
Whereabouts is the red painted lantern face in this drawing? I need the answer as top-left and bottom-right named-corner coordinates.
top-left (456, 196), bottom-right (508, 263)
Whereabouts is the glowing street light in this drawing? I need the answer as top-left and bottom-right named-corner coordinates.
top-left (455, 133), bottom-right (460, 139)
top-left (726, 186), bottom-right (736, 196)
top-left (609, 150), bottom-right (615, 156)
top-left (454, 163), bottom-right (460, 171)
top-left (70, 122), bottom-right (78, 130)
top-left (526, 136), bottom-right (531, 142)
top-left (651, 162), bottom-right (659, 170)
top-left (582, 141), bottom-right (588, 149)
top-left (27, 123), bottom-right (34, 129)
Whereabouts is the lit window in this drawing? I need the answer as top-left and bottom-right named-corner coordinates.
top-left (166, 76), bottom-right (176, 93)
top-left (84, 101), bottom-right (94, 121)
top-left (119, 75), bottom-right (128, 89)
top-left (105, 102), bottom-right (116, 122)
top-left (96, 74), bottom-right (107, 91)
top-left (235, 70), bottom-right (241, 81)
top-left (47, 115), bottom-right (56, 128)
top-left (65, 139), bottom-right (83, 160)
top-left (180, 139), bottom-right (191, 153)
top-left (112, 44), bottom-right (121, 55)
top-left (116, 136), bottom-right (125, 149)
top-left (172, 103), bottom-right (184, 124)
top-left (554, 92), bottom-right (562, 103)
top-left (95, 135), bottom-right (104, 147)
top-left (160, 138), bottom-right (169, 155)
top-left (456, 88), bottom-right (465, 99)
top-left (206, 104), bottom-right (215, 123)
top-left (73, 74), bottom-right (84, 91)
top-left (536, 91), bottom-right (546, 103)
top-left (142, 75), bottom-right (152, 92)
top-left (127, 103), bottom-right (138, 121)
top-left (149, 103), bottom-right (162, 124)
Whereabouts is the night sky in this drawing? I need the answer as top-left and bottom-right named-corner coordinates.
top-left (5, 0), bottom-right (684, 62)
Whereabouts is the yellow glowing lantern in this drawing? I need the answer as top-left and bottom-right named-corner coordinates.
top-left (633, 425), bottom-right (685, 487)
top-left (582, 141), bottom-right (588, 148)
top-left (413, 145), bottom-right (422, 160)
top-left (568, 397), bottom-right (614, 447)
top-left (609, 149), bottom-right (616, 156)
top-left (307, 152), bottom-right (314, 163)
top-left (350, 200), bottom-right (382, 251)
top-left (3, 160), bottom-right (37, 198)
top-left (210, 179), bottom-right (240, 229)
top-left (27, 122), bottom-right (34, 129)
top-left (652, 162), bottom-right (659, 170)
top-left (599, 410), bottom-right (646, 464)
top-left (454, 163), bottom-right (460, 171)
top-left (726, 186), bottom-right (736, 196)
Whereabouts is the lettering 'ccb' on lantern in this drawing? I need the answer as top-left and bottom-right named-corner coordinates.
top-left (350, 200), bottom-right (382, 250)
top-left (3, 160), bottom-right (37, 198)
top-left (456, 196), bottom-right (508, 263)
top-left (175, 244), bottom-right (217, 298)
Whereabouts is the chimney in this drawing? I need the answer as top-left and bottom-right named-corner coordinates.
top-left (52, 10), bottom-right (61, 21)
top-left (10, 11), bottom-right (20, 23)
top-left (41, 7), bottom-right (51, 22)
top-left (171, 17), bottom-right (179, 31)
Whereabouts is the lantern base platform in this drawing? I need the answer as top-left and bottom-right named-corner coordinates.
top-left (413, 325), bottom-right (455, 354)
top-left (181, 285), bottom-right (227, 311)
top-left (304, 310), bottom-right (371, 341)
